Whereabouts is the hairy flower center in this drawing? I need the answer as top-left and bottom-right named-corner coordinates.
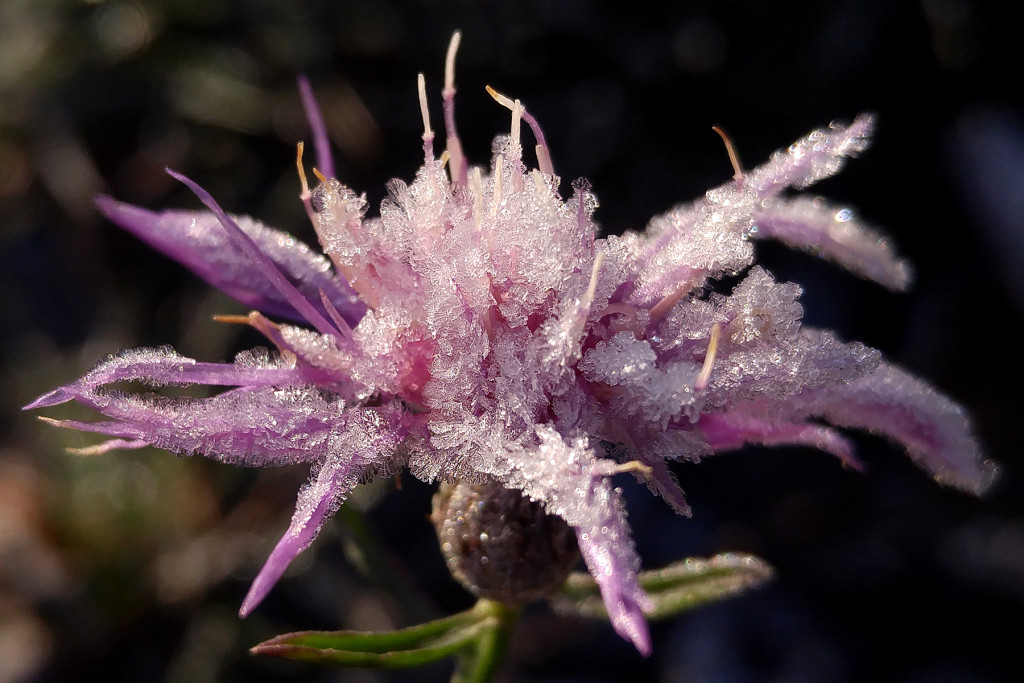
top-left (431, 480), bottom-right (580, 604)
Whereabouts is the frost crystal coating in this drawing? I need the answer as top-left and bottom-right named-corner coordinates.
top-left (27, 34), bottom-right (994, 657)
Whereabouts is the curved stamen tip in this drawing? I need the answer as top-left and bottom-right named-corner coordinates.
top-left (297, 74), bottom-right (336, 179)
top-left (712, 125), bottom-right (744, 182)
top-left (296, 142), bottom-right (311, 199)
top-left (485, 84), bottom-right (515, 110)
top-left (485, 85), bottom-right (554, 175)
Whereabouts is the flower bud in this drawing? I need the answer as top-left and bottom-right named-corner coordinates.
top-left (432, 480), bottom-right (580, 604)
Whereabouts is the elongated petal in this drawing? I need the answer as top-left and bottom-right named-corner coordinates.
top-left (703, 362), bottom-right (995, 494)
top-left (167, 170), bottom-right (353, 339)
top-left (697, 412), bottom-right (862, 470)
top-left (24, 346), bottom-right (312, 410)
top-left (96, 196), bottom-right (365, 326)
top-left (46, 384), bottom-right (359, 467)
top-left (240, 406), bottom-right (404, 615)
top-left (752, 197), bottom-right (912, 291)
top-left (790, 363), bottom-right (997, 494)
top-left (25, 346), bottom-right (382, 467)
top-left (505, 428), bottom-right (653, 655)
top-left (743, 114), bottom-right (875, 196)
top-left (298, 74), bottom-right (335, 180)
top-left (630, 115), bottom-right (877, 309)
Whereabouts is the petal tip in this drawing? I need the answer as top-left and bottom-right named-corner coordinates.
top-left (24, 389), bottom-right (68, 410)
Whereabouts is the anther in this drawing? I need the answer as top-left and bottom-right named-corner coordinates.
top-left (712, 125), bottom-right (744, 182)
top-left (212, 313), bottom-right (254, 325)
top-left (296, 142), bottom-right (311, 200)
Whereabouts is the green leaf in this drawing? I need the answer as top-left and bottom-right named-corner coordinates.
top-left (553, 552), bottom-right (774, 620)
top-left (250, 599), bottom-right (520, 675)
top-left (251, 605), bottom-right (489, 668)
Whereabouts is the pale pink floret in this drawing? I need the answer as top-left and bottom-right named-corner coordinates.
top-left (28, 34), bottom-right (994, 656)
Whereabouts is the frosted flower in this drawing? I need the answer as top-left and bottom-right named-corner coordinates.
top-left (27, 34), bottom-right (994, 656)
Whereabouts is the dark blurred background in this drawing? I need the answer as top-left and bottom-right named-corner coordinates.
top-left (2, 1), bottom-right (1021, 681)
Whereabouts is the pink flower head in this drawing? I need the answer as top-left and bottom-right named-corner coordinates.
top-left (27, 33), bottom-right (994, 656)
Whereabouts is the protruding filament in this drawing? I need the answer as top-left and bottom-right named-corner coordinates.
top-left (649, 282), bottom-right (689, 322)
top-left (712, 125), bottom-right (744, 182)
top-left (486, 86), bottom-right (523, 151)
top-left (695, 324), bottom-right (722, 392)
top-left (485, 85), bottom-right (514, 110)
top-left (312, 167), bottom-right (327, 183)
top-left (444, 31), bottom-right (460, 99)
top-left (469, 166), bottom-right (484, 232)
top-left (485, 85), bottom-right (554, 175)
top-left (568, 252), bottom-right (605, 344)
top-left (593, 459), bottom-right (654, 479)
top-left (510, 99), bottom-right (523, 151)
top-left (490, 155), bottom-right (503, 216)
top-left (417, 73), bottom-right (434, 160)
top-left (212, 313), bottom-right (253, 325)
top-left (296, 142), bottom-right (310, 198)
top-left (296, 142), bottom-right (316, 225)
top-left (318, 289), bottom-right (354, 339)
top-left (584, 253), bottom-right (605, 306)
top-left (443, 31), bottom-right (466, 185)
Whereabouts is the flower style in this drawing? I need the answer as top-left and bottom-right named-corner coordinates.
top-left (27, 34), bottom-right (994, 656)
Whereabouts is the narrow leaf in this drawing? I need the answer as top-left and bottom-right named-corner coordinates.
top-left (250, 603), bottom-right (494, 669)
top-left (553, 553), bottom-right (773, 620)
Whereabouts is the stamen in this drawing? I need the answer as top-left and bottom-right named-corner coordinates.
top-left (212, 314), bottom-right (253, 325)
top-left (296, 142), bottom-right (311, 199)
top-left (616, 460), bottom-right (654, 478)
top-left (569, 252), bottom-right (605, 342)
top-left (510, 99), bottom-right (522, 151)
top-left (485, 86), bottom-right (523, 151)
top-left (584, 252), bottom-right (605, 306)
top-left (531, 169), bottom-right (547, 195)
top-left (649, 282), bottom-right (688, 321)
top-left (417, 73), bottom-right (434, 160)
top-left (444, 31), bottom-right (461, 95)
top-left (712, 125), bottom-right (744, 182)
top-left (312, 167), bottom-right (327, 183)
top-left (490, 155), bottom-right (503, 216)
top-left (485, 85), bottom-right (554, 175)
top-left (593, 458), bottom-right (654, 479)
top-left (296, 142), bottom-right (316, 225)
top-left (67, 442), bottom-right (126, 456)
top-left (695, 323), bottom-right (722, 392)
top-left (534, 142), bottom-right (554, 177)
top-left (443, 31), bottom-right (466, 185)
top-left (318, 289), bottom-right (354, 339)
top-left (469, 166), bottom-right (483, 232)
top-left (485, 84), bottom-right (515, 110)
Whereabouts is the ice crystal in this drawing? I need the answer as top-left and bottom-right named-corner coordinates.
top-left (27, 34), bottom-right (994, 656)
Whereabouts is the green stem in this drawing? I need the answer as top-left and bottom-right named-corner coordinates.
top-left (451, 599), bottom-right (520, 683)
